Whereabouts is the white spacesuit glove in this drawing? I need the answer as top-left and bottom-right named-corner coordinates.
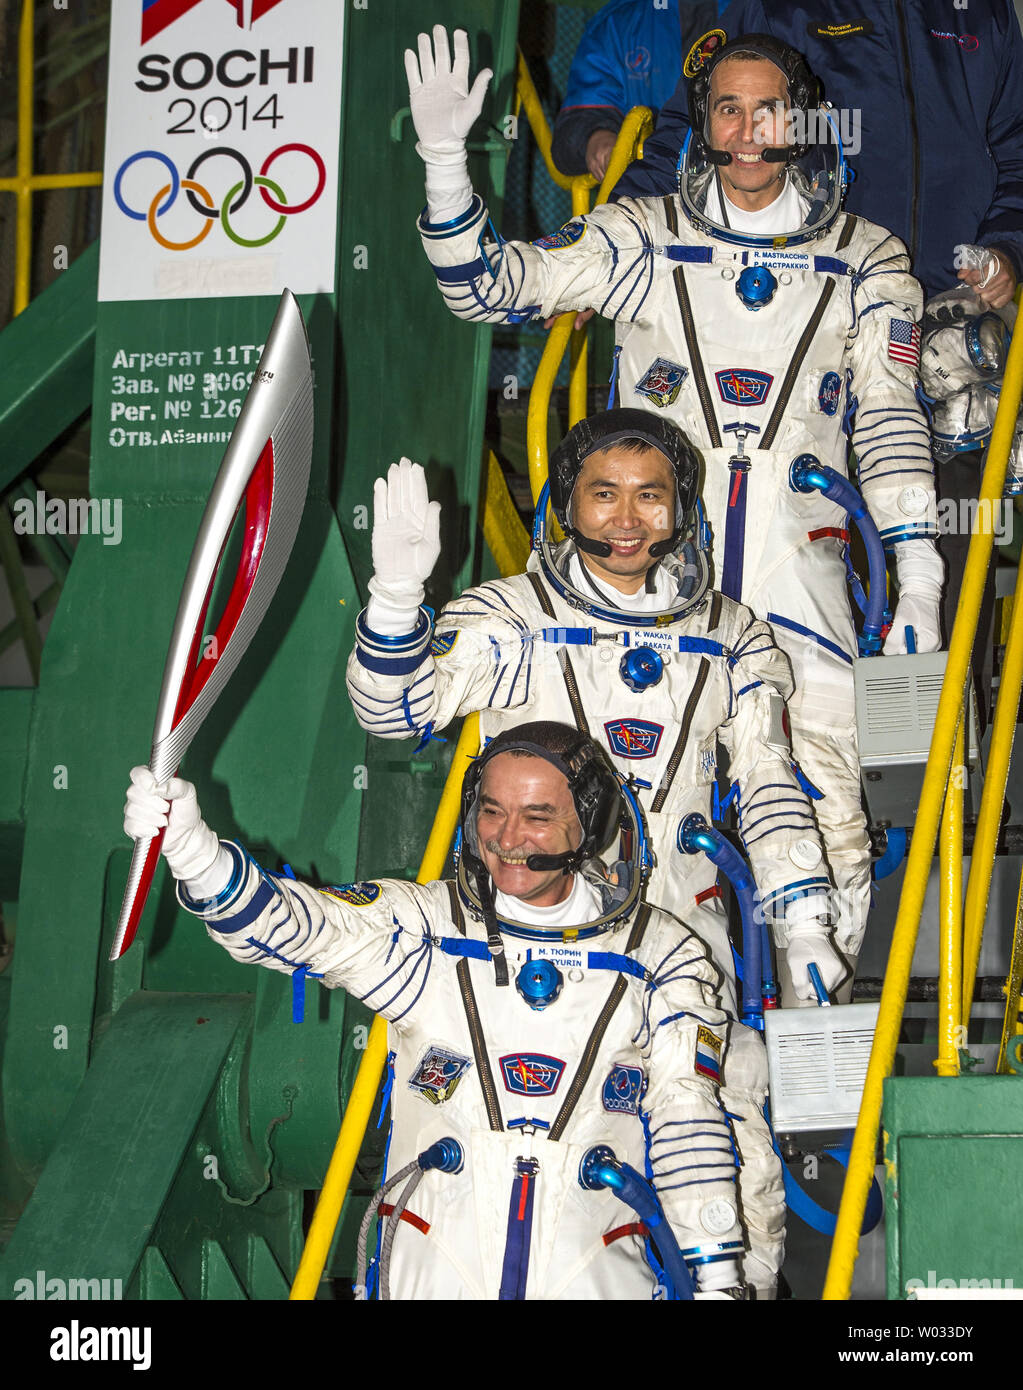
top-left (365, 459), bottom-right (442, 635)
top-left (784, 895), bottom-right (846, 1002)
top-left (404, 26), bottom-right (492, 222)
top-left (883, 539), bottom-right (944, 656)
top-left (695, 1259), bottom-right (742, 1294)
top-left (123, 766), bottom-right (233, 900)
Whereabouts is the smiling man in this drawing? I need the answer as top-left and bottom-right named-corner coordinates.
top-left (407, 25), bottom-right (943, 1023)
top-left (123, 721), bottom-right (749, 1301)
top-left (346, 408), bottom-right (840, 1297)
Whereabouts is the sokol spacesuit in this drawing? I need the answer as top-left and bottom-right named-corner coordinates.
top-left (347, 409), bottom-right (833, 1293)
top-left (123, 723), bottom-right (748, 1301)
top-left (404, 26), bottom-right (943, 992)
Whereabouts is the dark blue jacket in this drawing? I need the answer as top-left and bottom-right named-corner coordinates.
top-left (551, 0), bottom-right (721, 175)
top-left (612, 0), bottom-right (1023, 296)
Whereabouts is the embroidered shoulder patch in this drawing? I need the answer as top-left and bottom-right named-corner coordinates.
top-left (430, 630), bottom-right (458, 658)
top-left (888, 319), bottom-right (921, 367)
top-left (321, 881), bottom-right (381, 907)
top-left (409, 1046), bottom-right (472, 1105)
top-left (602, 1064), bottom-right (646, 1114)
top-left (635, 357), bottom-right (689, 409)
top-left (683, 28), bottom-right (726, 78)
top-left (695, 1025), bottom-right (722, 1083)
top-left (532, 220), bottom-right (586, 251)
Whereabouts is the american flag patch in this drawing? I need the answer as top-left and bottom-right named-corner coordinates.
top-left (888, 318), bottom-right (921, 367)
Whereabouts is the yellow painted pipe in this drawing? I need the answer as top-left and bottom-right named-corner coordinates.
top-left (823, 309), bottom-right (1023, 1301)
top-left (289, 713), bottom-right (481, 1299)
top-left (597, 106), bottom-right (654, 203)
top-left (935, 719), bottom-right (964, 1077)
top-left (568, 179), bottom-right (592, 428)
top-left (525, 109), bottom-right (654, 496)
top-left (528, 313), bottom-right (574, 505)
top-left (515, 51), bottom-right (575, 190)
top-left (0, 172), bottom-right (103, 193)
top-left (961, 546), bottom-right (1023, 1020)
top-left (14, 0), bottom-right (34, 318)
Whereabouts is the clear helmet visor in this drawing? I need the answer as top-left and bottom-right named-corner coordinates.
top-left (678, 107), bottom-right (847, 248)
top-left (931, 383), bottom-right (1001, 461)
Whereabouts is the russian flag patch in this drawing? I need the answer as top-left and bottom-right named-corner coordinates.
top-left (694, 1025), bottom-right (722, 1082)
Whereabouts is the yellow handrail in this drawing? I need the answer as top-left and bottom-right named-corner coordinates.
top-left (513, 89), bottom-right (652, 495)
top-left (0, 0), bottom-right (103, 317)
top-left (823, 308), bottom-right (1023, 1300)
top-left (515, 51), bottom-right (578, 192)
top-left (289, 712), bottom-right (480, 1299)
top-left (935, 719), bottom-right (964, 1077)
top-left (961, 534), bottom-right (1023, 1019)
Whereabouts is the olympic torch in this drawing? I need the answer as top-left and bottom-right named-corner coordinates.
top-left (111, 288), bottom-right (314, 960)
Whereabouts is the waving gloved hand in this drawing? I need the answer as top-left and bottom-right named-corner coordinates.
top-left (404, 26), bottom-right (491, 220)
top-left (784, 894), bottom-right (847, 1002)
top-left (884, 539), bottom-right (944, 656)
top-left (124, 766), bottom-right (232, 899)
top-left (366, 459), bottom-right (442, 635)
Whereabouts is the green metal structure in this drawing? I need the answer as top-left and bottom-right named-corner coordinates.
top-left (0, 1), bottom-right (519, 1299)
top-left (884, 1072), bottom-right (1023, 1298)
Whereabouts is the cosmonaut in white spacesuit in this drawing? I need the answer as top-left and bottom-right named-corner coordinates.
top-left (123, 722), bottom-right (750, 1301)
top-left (404, 25), bottom-right (944, 1002)
top-left (346, 408), bottom-right (836, 1294)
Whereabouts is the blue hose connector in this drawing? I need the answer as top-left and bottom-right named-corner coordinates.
top-left (578, 1145), bottom-right (696, 1299)
top-left (678, 814), bottom-right (764, 1028)
top-left (418, 1137), bottom-right (464, 1174)
top-left (789, 453), bottom-right (888, 655)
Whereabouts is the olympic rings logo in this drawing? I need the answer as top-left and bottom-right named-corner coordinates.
top-left (113, 144), bottom-right (326, 250)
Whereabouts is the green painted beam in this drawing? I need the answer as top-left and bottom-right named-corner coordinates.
top-left (884, 1075), bottom-right (1023, 1298)
top-left (0, 991), bottom-right (249, 1298)
top-left (0, 689), bottom-right (32, 901)
top-left (0, 242), bottom-right (97, 496)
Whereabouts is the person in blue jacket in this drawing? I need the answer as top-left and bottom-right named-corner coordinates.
top-left (551, 0), bottom-right (721, 181)
top-left (612, 0), bottom-right (1023, 305)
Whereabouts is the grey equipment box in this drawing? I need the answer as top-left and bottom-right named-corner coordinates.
top-left (765, 1000), bottom-right (881, 1133)
top-left (854, 650), bottom-right (982, 827)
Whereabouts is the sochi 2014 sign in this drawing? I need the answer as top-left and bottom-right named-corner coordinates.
top-left (99, 0), bottom-right (343, 301)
